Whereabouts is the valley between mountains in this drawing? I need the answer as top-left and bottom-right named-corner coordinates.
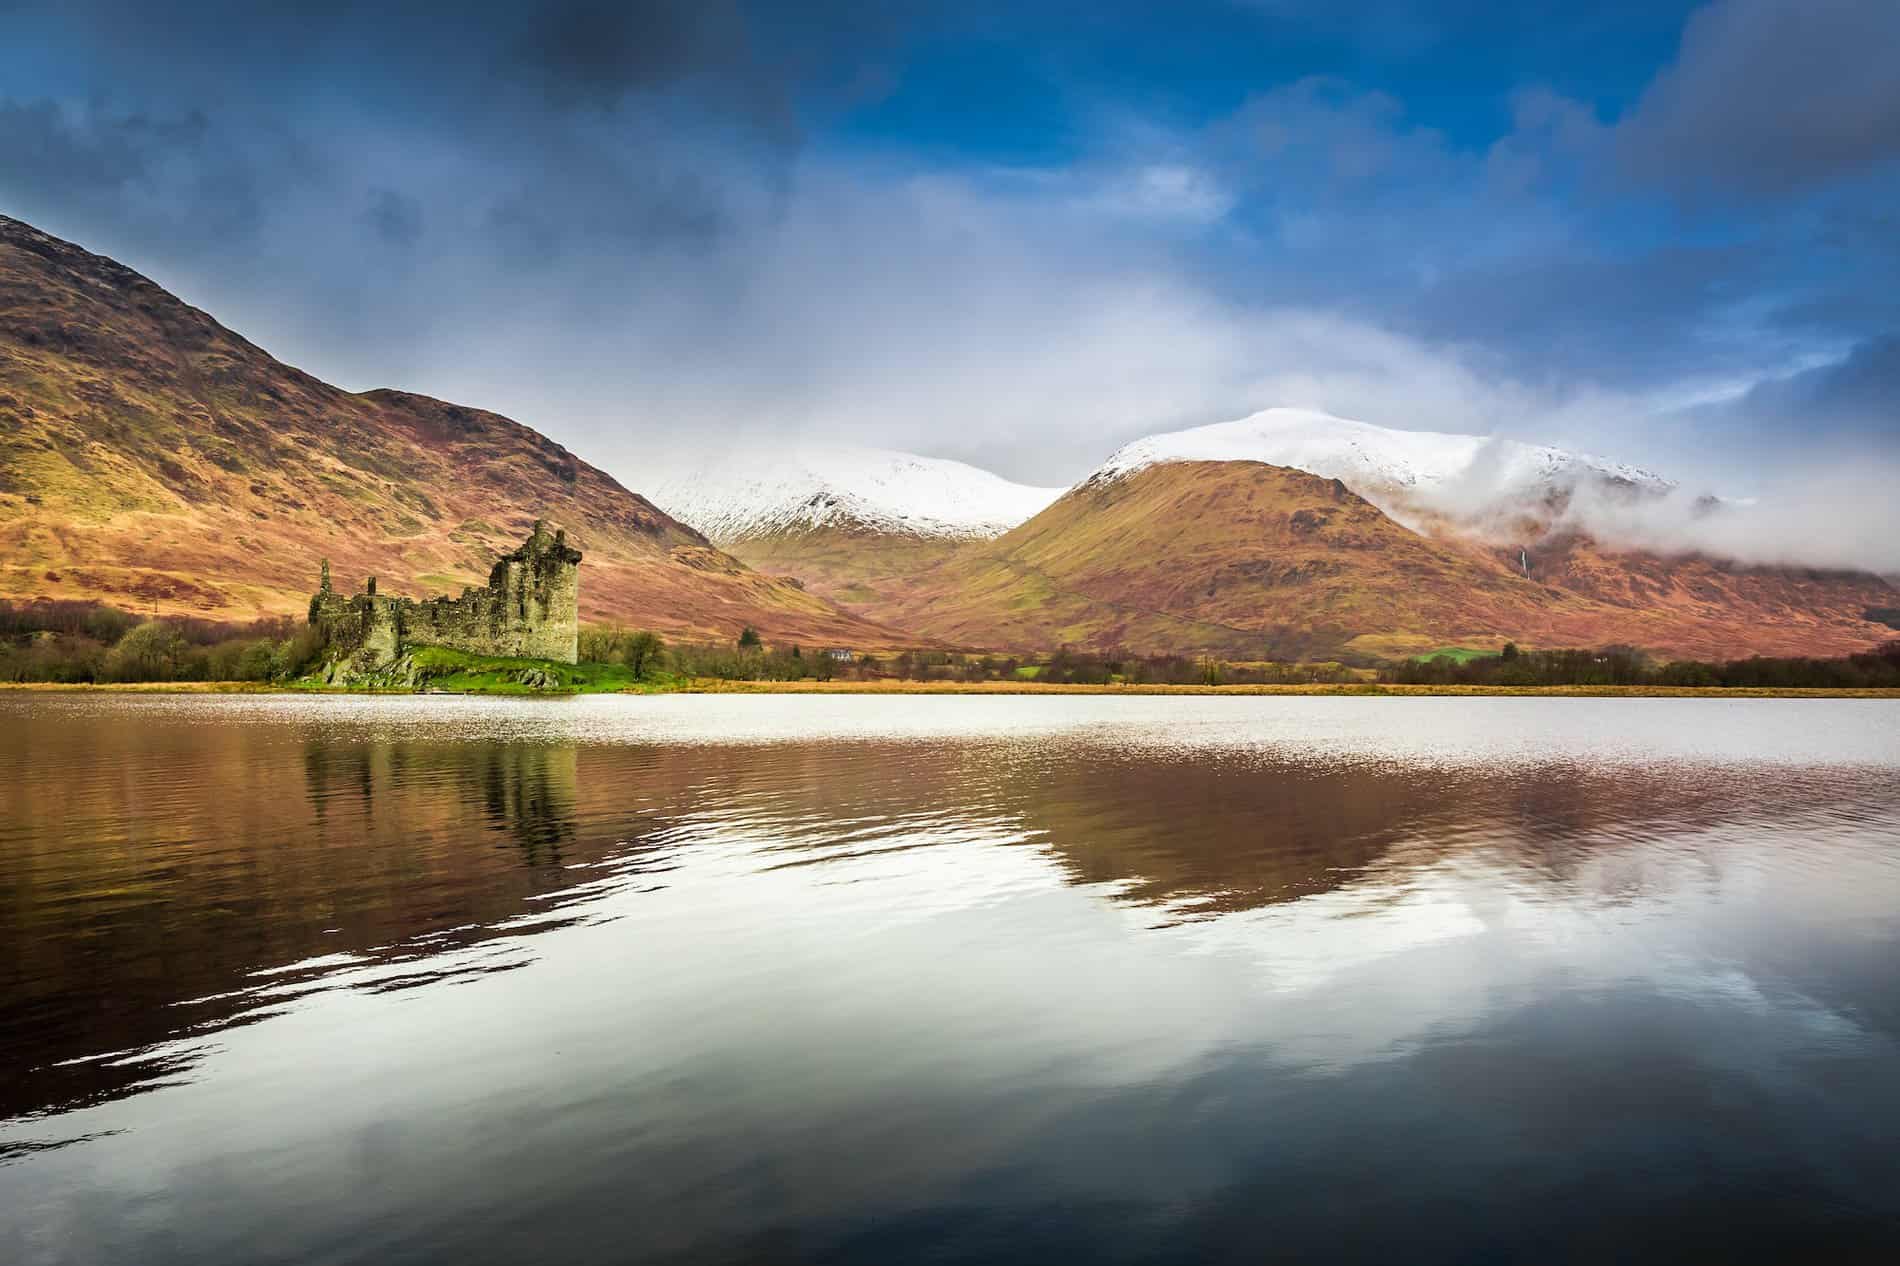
top-left (3, 213), bottom-right (1894, 663)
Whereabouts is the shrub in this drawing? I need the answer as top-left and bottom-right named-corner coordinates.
top-left (101, 621), bottom-right (189, 682)
top-left (578, 626), bottom-right (667, 679)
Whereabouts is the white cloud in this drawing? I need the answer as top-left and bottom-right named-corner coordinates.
top-left (1081, 162), bottom-right (1235, 223)
top-left (1553, 466), bottom-right (1900, 576)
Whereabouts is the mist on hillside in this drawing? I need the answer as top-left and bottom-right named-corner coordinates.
top-left (1376, 435), bottom-right (1900, 578)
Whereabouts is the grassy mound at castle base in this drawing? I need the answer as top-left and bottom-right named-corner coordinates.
top-left (411, 647), bottom-right (636, 694)
top-left (299, 645), bottom-right (669, 694)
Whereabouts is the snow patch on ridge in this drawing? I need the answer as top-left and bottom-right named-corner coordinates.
top-left (646, 446), bottom-right (1065, 545)
top-left (1092, 408), bottom-right (1671, 502)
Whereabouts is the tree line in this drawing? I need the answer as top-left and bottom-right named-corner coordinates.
top-left (7, 597), bottom-right (1899, 690)
top-left (584, 631), bottom-right (1361, 686)
top-left (0, 598), bottom-right (324, 683)
top-left (1381, 640), bottom-right (1900, 689)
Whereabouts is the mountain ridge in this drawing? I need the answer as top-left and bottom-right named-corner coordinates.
top-left (874, 459), bottom-right (1897, 661)
top-left (0, 214), bottom-right (911, 648)
top-left (1085, 406), bottom-right (1685, 551)
top-left (3, 212), bottom-right (1891, 663)
top-left (679, 409), bottom-right (1893, 658)
top-left (1091, 406), bottom-right (1670, 497)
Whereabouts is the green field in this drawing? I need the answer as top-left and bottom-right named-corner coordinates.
top-left (1420, 646), bottom-right (1499, 664)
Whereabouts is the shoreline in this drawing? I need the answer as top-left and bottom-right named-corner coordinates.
top-left (674, 680), bottom-right (1900, 699)
top-left (4, 679), bottom-right (1898, 699)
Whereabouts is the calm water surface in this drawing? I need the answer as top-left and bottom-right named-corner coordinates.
top-left (2, 694), bottom-right (1899, 1263)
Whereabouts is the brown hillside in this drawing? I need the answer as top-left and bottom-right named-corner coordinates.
top-left (0, 215), bottom-right (908, 648)
top-left (1501, 533), bottom-right (1897, 652)
top-left (726, 528), bottom-right (964, 610)
top-left (877, 461), bottom-right (1896, 659)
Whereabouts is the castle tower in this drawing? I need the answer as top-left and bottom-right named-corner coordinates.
top-left (484, 521), bottom-right (583, 662)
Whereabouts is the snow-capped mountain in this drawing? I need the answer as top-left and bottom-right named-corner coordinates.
top-left (1090, 408), bottom-right (1673, 510)
top-left (646, 446), bottom-right (1065, 544)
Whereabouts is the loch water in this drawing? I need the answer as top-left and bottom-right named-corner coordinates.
top-left (2, 693), bottom-right (1899, 1264)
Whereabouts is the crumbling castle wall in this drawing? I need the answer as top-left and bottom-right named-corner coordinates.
top-left (310, 520), bottom-right (583, 670)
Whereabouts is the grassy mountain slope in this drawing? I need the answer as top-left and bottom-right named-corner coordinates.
top-left (878, 461), bottom-right (1896, 659)
top-left (878, 462), bottom-right (1579, 657)
top-left (0, 215), bottom-right (907, 647)
top-left (725, 528), bottom-right (965, 610)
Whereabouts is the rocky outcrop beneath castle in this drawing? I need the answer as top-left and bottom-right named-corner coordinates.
top-left (310, 520), bottom-right (583, 679)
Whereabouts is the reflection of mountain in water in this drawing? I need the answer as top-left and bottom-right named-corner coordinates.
top-left (2, 702), bottom-right (1889, 1128)
top-left (999, 755), bottom-right (1793, 918)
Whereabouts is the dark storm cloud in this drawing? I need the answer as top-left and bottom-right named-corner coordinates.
top-left (0, 0), bottom-right (817, 284)
top-left (14, 0), bottom-right (835, 161)
top-left (1615, 0), bottom-right (1900, 197)
top-left (0, 99), bottom-right (182, 193)
top-left (509, 1), bottom-right (774, 116)
top-left (0, 98), bottom-right (281, 253)
top-left (3, 4), bottom-right (801, 174)
top-left (7, 1), bottom-right (777, 95)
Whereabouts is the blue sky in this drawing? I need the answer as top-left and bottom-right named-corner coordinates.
top-left (2, 0), bottom-right (1896, 507)
top-left (827, 2), bottom-right (1696, 160)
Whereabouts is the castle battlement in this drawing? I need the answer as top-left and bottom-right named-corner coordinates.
top-left (310, 519), bottom-right (583, 671)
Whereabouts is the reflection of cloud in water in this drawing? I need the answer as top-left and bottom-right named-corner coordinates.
top-left (1155, 833), bottom-right (1893, 1072)
top-left (11, 782), bottom-right (1897, 1263)
top-left (2, 692), bottom-right (1898, 1231)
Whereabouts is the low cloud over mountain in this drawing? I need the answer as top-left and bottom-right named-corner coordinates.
top-left (2, 1), bottom-right (1893, 572)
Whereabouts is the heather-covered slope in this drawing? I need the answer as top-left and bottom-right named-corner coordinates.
top-left (879, 461), bottom-right (1574, 657)
top-left (716, 529), bottom-right (970, 611)
top-left (880, 461), bottom-right (1897, 660)
top-left (1496, 534), bottom-right (1899, 656)
top-left (0, 215), bottom-right (907, 648)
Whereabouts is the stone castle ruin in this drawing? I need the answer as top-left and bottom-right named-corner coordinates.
top-left (310, 520), bottom-right (582, 675)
